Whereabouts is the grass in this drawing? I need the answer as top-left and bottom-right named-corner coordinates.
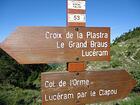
top-left (86, 93), bottom-right (140, 105)
top-left (119, 93), bottom-right (140, 105)
top-left (0, 84), bottom-right (41, 105)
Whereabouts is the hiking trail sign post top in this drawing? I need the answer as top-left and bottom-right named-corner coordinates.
top-left (0, 0), bottom-right (137, 105)
top-left (67, 0), bottom-right (86, 26)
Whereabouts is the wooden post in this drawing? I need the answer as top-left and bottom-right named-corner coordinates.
top-left (67, 62), bottom-right (86, 72)
top-left (67, 0), bottom-right (86, 73)
top-left (67, 1), bottom-right (86, 105)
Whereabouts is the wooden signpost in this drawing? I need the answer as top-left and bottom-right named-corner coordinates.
top-left (0, 0), bottom-right (137, 105)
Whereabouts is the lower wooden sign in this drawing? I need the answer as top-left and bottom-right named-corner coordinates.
top-left (41, 70), bottom-right (136, 105)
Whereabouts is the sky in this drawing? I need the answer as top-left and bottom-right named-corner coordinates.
top-left (0, 0), bottom-right (140, 42)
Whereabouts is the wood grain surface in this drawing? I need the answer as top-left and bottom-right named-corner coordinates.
top-left (1, 27), bottom-right (110, 64)
top-left (41, 70), bottom-right (136, 105)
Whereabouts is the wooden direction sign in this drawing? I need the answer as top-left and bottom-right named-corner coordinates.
top-left (41, 70), bottom-right (136, 105)
top-left (1, 27), bottom-right (110, 64)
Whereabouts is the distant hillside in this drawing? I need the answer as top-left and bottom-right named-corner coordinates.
top-left (113, 27), bottom-right (140, 44)
top-left (111, 27), bottom-right (140, 71)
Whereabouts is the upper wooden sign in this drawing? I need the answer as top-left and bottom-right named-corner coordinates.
top-left (1, 27), bottom-right (110, 64)
top-left (41, 70), bottom-right (136, 105)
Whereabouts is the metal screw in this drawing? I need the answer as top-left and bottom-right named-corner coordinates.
top-left (76, 57), bottom-right (80, 61)
top-left (76, 100), bottom-right (80, 104)
top-left (75, 27), bottom-right (79, 31)
top-left (76, 72), bottom-right (79, 76)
